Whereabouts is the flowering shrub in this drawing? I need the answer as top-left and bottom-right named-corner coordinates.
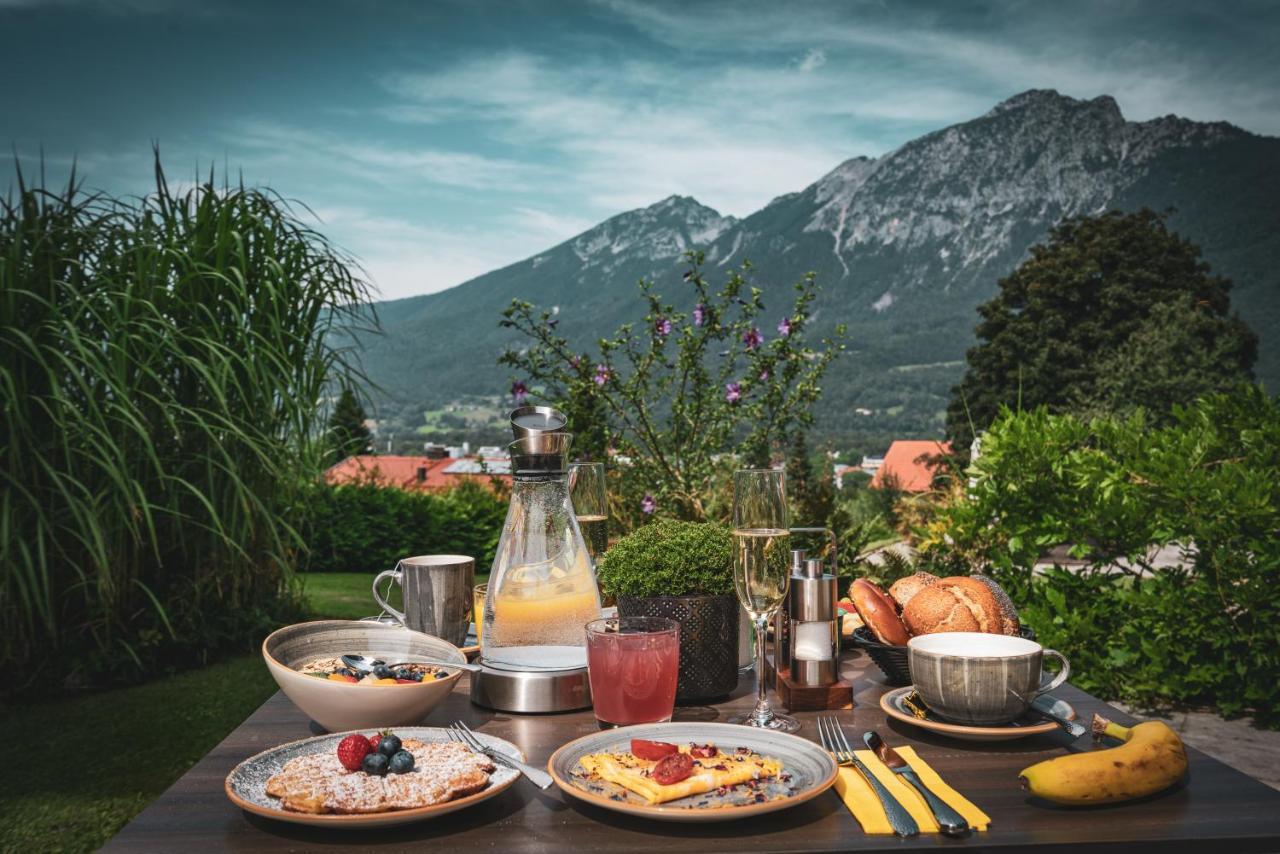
top-left (500, 252), bottom-right (844, 525)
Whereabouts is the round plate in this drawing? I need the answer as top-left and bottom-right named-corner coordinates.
top-left (880, 686), bottom-right (1077, 742)
top-left (547, 721), bottom-right (837, 823)
top-left (225, 726), bottom-right (522, 828)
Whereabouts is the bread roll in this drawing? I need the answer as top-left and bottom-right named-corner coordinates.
top-left (888, 572), bottom-right (937, 609)
top-left (901, 576), bottom-right (1004, 635)
top-left (971, 574), bottom-right (1020, 635)
top-left (848, 579), bottom-right (911, 646)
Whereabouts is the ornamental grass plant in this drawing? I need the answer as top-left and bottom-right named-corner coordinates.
top-left (0, 156), bottom-right (374, 688)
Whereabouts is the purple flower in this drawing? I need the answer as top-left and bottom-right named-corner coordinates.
top-left (725, 382), bottom-right (742, 403)
top-left (759, 369), bottom-right (770, 382)
top-left (641, 494), bottom-right (657, 514)
top-left (547, 317), bottom-right (559, 330)
top-left (569, 355), bottom-right (581, 370)
top-left (510, 380), bottom-right (528, 404)
top-left (743, 327), bottom-right (763, 351)
top-left (655, 316), bottom-right (672, 338)
top-left (777, 317), bottom-right (793, 337)
top-left (593, 364), bottom-right (610, 386)
top-left (693, 303), bottom-right (706, 327)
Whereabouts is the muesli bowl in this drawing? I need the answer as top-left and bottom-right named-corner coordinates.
top-left (263, 620), bottom-right (465, 732)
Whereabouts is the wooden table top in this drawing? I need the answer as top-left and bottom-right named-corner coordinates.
top-left (105, 649), bottom-right (1280, 853)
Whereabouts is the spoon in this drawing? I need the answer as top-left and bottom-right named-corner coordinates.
top-left (341, 653), bottom-right (481, 674)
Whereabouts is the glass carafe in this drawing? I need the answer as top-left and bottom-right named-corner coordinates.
top-left (482, 433), bottom-right (602, 671)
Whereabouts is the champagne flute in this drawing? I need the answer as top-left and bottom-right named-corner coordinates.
top-left (727, 468), bottom-right (798, 732)
top-left (569, 461), bottom-right (612, 605)
top-left (568, 462), bottom-right (608, 565)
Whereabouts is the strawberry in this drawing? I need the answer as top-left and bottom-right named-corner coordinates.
top-left (336, 734), bottom-right (372, 771)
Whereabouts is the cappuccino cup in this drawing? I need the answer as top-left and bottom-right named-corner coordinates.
top-left (907, 632), bottom-right (1070, 726)
top-left (372, 555), bottom-right (474, 646)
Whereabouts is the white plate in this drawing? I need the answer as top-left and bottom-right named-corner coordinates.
top-left (547, 721), bottom-right (837, 823)
top-left (225, 726), bottom-right (521, 828)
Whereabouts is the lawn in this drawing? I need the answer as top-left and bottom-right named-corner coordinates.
top-left (0, 572), bottom-right (433, 853)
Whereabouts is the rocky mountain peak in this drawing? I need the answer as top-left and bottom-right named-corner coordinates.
top-left (567, 194), bottom-right (734, 265)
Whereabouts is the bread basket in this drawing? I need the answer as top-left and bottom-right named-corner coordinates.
top-left (853, 625), bottom-right (1038, 686)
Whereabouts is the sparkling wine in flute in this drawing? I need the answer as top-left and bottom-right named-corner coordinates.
top-left (576, 514), bottom-right (608, 564)
top-left (733, 527), bottom-right (790, 619)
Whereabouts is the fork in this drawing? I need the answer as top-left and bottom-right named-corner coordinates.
top-left (817, 716), bottom-right (918, 838)
top-left (449, 721), bottom-right (553, 789)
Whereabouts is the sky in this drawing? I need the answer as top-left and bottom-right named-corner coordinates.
top-left (3, 0), bottom-right (1278, 301)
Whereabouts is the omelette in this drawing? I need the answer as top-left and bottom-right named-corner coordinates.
top-left (577, 745), bottom-right (782, 805)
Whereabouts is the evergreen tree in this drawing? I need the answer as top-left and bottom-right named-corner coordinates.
top-left (328, 387), bottom-right (373, 462)
top-left (785, 432), bottom-right (835, 527)
top-left (946, 209), bottom-right (1257, 447)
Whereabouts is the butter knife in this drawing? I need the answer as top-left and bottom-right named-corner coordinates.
top-left (1029, 694), bottom-right (1088, 739)
top-left (864, 731), bottom-right (970, 838)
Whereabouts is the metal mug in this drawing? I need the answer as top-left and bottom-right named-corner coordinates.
top-left (372, 555), bottom-right (474, 646)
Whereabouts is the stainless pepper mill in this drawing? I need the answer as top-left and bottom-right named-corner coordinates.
top-left (786, 557), bottom-right (839, 686)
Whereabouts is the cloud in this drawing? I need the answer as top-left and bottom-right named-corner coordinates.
top-left (797, 48), bottom-right (826, 73)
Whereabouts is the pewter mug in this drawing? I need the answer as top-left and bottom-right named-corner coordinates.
top-left (907, 632), bottom-right (1070, 725)
top-left (373, 555), bottom-right (474, 646)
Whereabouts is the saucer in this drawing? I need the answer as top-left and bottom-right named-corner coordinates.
top-left (880, 686), bottom-right (1077, 742)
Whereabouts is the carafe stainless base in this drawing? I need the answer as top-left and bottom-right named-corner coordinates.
top-left (469, 659), bottom-right (592, 713)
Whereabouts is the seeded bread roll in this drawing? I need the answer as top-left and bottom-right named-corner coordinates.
top-left (971, 574), bottom-right (1020, 635)
top-left (901, 576), bottom-right (1004, 635)
top-left (888, 572), bottom-right (938, 609)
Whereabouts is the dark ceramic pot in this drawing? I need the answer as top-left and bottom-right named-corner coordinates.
top-left (615, 593), bottom-right (739, 703)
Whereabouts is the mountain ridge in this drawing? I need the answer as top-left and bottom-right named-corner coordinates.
top-left (355, 89), bottom-right (1278, 446)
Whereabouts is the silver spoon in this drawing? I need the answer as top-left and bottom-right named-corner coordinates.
top-left (341, 653), bottom-right (481, 674)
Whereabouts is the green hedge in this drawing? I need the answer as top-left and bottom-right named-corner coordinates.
top-left (925, 386), bottom-right (1280, 724)
top-left (299, 481), bottom-right (507, 574)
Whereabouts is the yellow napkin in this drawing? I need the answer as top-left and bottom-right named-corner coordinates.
top-left (832, 745), bottom-right (991, 834)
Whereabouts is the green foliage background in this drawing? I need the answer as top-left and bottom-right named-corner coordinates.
top-left (925, 387), bottom-right (1280, 724)
top-left (300, 481), bottom-right (507, 574)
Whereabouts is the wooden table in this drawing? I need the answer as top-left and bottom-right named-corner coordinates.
top-left (105, 650), bottom-right (1280, 852)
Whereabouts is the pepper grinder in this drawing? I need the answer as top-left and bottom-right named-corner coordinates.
top-left (774, 549), bottom-right (808, 675)
top-left (786, 557), bottom-right (839, 687)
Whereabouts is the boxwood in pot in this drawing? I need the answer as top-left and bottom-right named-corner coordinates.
top-left (598, 520), bottom-right (739, 702)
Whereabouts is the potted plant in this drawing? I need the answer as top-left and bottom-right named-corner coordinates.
top-left (598, 520), bottom-right (739, 702)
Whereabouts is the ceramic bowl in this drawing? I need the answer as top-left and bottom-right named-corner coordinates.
top-left (262, 620), bottom-right (464, 732)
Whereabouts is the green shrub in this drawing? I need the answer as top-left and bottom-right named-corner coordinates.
top-left (299, 481), bottom-right (507, 574)
top-left (0, 157), bottom-right (368, 687)
top-left (598, 520), bottom-right (734, 598)
top-left (924, 386), bottom-right (1280, 724)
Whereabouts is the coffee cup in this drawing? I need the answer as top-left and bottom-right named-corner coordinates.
top-left (907, 632), bottom-right (1070, 725)
top-left (373, 555), bottom-right (474, 646)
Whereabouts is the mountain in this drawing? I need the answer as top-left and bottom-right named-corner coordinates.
top-left (354, 90), bottom-right (1280, 447)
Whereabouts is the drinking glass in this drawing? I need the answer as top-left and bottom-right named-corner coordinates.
top-left (727, 468), bottom-right (798, 732)
top-left (472, 583), bottom-right (487, 644)
top-left (585, 617), bottom-right (680, 728)
top-left (569, 461), bottom-right (612, 605)
top-left (569, 462), bottom-right (608, 565)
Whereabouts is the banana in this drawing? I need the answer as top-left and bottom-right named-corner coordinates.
top-left (1018, 713), bottom-right (1188, 806)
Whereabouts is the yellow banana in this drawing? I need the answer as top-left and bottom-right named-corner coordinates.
top-left (1018, 714), bottom-right (1188, 805)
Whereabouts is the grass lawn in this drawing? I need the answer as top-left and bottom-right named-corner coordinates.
top-left (0, 572), bottom-right (456, 853)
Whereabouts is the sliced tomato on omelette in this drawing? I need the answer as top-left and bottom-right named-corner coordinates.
top-left (577, 745), bottom-right (781, 805)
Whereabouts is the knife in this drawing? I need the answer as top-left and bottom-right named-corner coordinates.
top-left (863, 731), bottom-right (970, 838)
top-left (1029, 694), bottom-right (1089, 739)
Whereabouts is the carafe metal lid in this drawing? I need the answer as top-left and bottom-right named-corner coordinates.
top-left (511, 405), bottom-right (567, 439)
top-left (508, 432), bottom-right (573, 476)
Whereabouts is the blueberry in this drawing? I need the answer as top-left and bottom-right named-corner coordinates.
top-left (362, 752), bottom-right (389, 776)
top-left (377, 733), bottom-right (402, 757)
top-left (389, 750), bottom-right (415, 774)
top-left (372, 664), bottom-right (394, 680)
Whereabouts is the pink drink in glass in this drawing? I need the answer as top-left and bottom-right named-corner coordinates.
top-left (586, 617), bottom-right (680, 728)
